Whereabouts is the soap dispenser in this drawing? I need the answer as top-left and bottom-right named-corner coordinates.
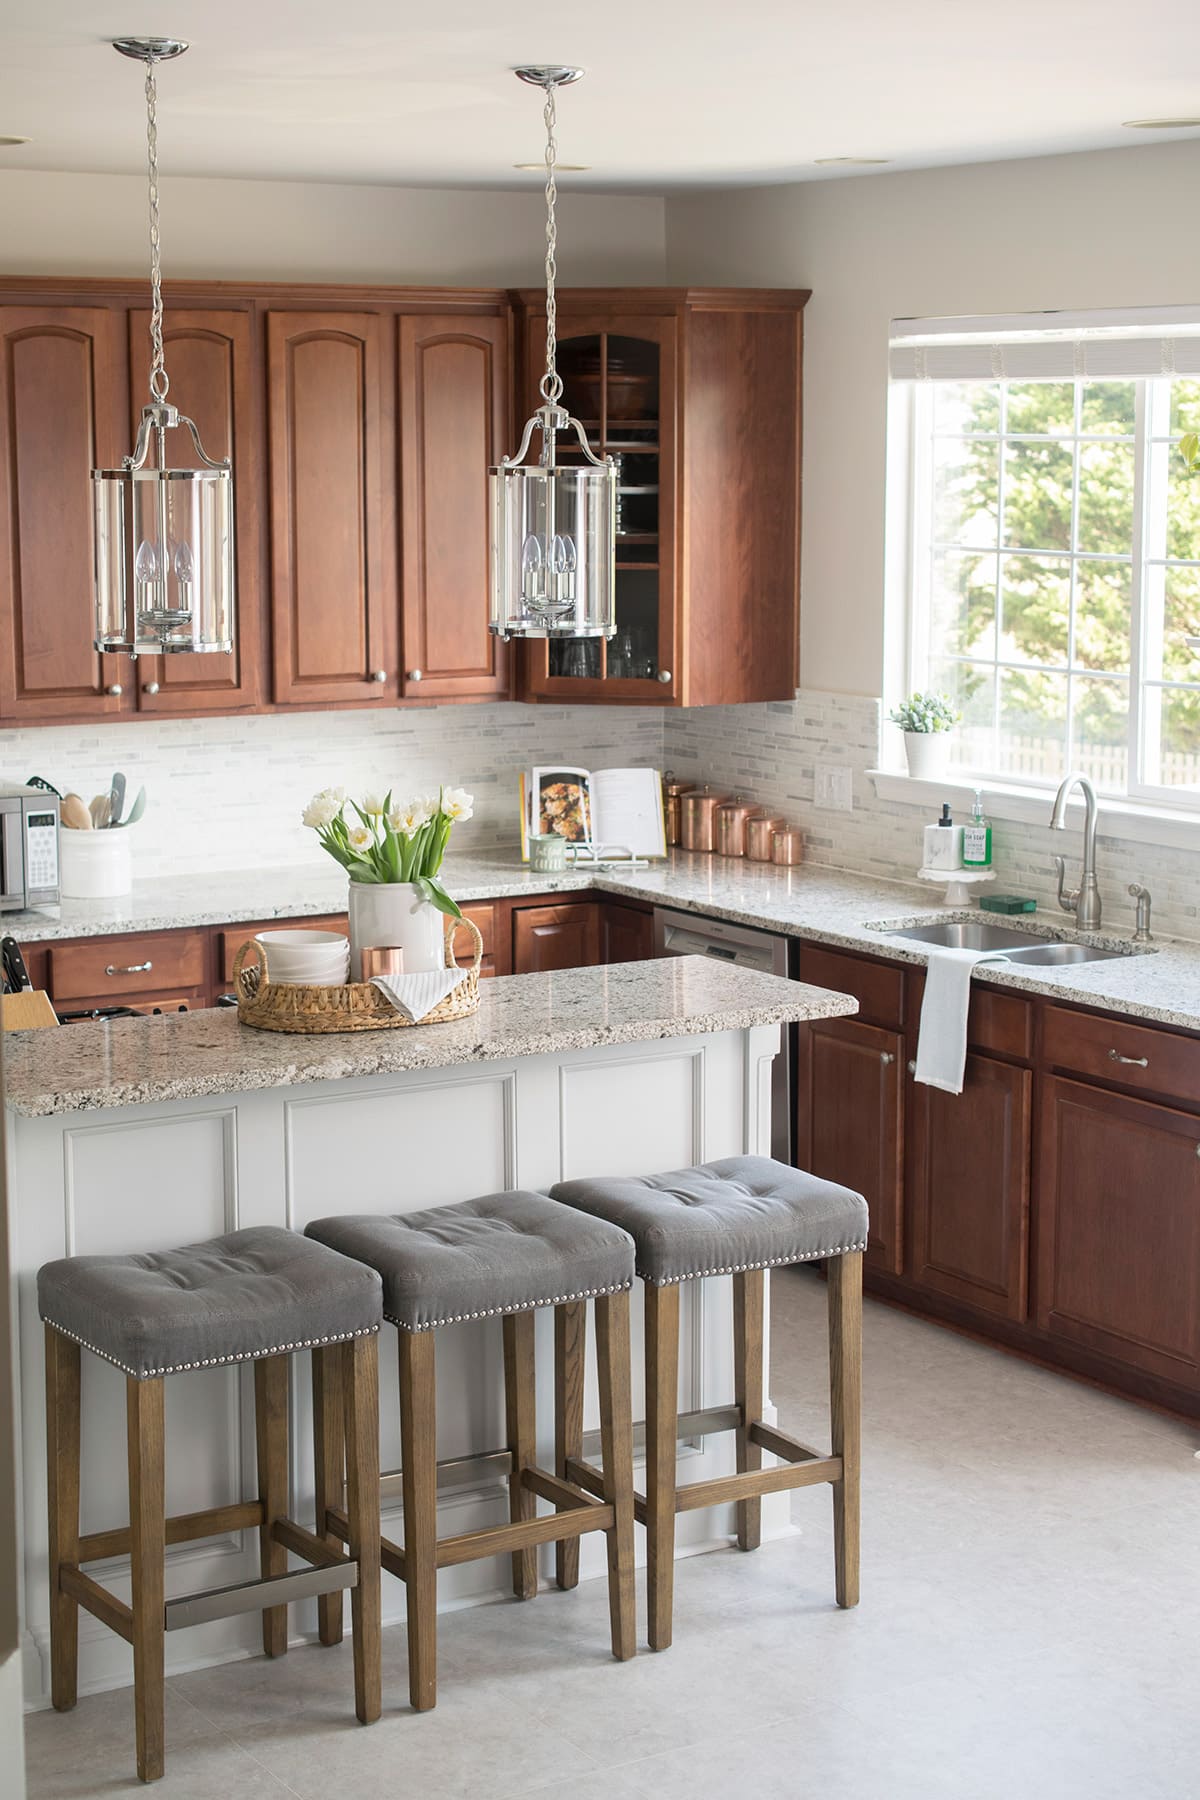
top-left (924, 803), bottom-right (963, 870)
top-left (962, 789), bottom-right (993, 868)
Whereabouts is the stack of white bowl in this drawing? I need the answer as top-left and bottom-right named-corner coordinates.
top-left (254, 929), bottom-right (350, 986)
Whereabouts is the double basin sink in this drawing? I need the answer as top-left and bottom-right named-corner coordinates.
top-left (884, 920), bottom-right (1143, 966)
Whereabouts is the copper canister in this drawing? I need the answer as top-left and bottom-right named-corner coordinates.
top-left (664, 779), bottom-right (694, 848)
top-left (680, 789), bottom-right (727, 852)
top-left (746, 815), bottom-right (786, 861)
top-left (715, 800), bottom-right (761, 857)
top-left (771, 828), bottom-right (805, 866)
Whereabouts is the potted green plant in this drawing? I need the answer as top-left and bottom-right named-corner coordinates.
top-left (888, 691), bottom-right (961, 779)
top-left (303, 785), bottom-right (473, 978)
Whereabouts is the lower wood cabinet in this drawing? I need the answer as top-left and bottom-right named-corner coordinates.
top-left (794, 1016), bottom-right (905, 1275)
top-left (1036, 1075), bottom-right (1200, 1386)
top-left (908, 1052), bottom-right (1032, 1321)
top-left (600, 900), bottom-right (655, 965)
top-left (512, 902), bottom-right (602, 974)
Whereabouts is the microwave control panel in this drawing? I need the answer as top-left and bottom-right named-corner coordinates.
top-left (24, 809), bottom-right (59, 898)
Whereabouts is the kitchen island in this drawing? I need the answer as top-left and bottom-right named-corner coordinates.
top-left (9, 955), bottom-right (856, 1707)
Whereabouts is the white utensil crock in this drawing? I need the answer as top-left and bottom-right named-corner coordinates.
top-left (58, 827), bottom-right (133, 898)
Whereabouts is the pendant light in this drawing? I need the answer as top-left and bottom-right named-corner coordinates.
top-left (93, 38), bottom-right (234, 657)
top-left (490, 67), bottom-right (617, 640)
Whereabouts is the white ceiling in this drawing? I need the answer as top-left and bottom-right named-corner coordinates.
top-left (3, 1), bottom-right (1199, 192)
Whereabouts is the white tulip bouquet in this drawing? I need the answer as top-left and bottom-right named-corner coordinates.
top-left (302, 785), bottom-right (473, 918)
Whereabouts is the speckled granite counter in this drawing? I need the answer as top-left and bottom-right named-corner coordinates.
top-left (8, 848), bottom-right (1200, 1035)
top-left (3, 954), bottom-right (856, 1117)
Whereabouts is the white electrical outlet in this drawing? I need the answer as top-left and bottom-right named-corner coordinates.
top-left (814, 763), bottom-right (854, 812)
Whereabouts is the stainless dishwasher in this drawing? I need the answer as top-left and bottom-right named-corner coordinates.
top-left (652, 907), bottom-right (792, 1163)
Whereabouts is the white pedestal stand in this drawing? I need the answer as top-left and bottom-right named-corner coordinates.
top-left (917, 866), bottom-right (996, 908)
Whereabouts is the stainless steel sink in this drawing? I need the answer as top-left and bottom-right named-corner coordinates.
top-left (995, 940), bottom-right (1127, 965)
top-left (887, 921), bottom-right (1134, 965)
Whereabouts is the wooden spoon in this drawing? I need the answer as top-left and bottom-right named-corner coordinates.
top-left (61, 793), bottom-right (92, 830)
top-left (89, 794), bottom-right (111, 830)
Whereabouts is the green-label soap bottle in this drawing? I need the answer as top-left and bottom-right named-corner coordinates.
top-left (962, 789), bottom-right (992, 868)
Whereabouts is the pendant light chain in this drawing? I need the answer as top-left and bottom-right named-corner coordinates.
top-left (143, 57), bottom-right (169, 403)
top-left (540, 80), bottom-right (563, 405)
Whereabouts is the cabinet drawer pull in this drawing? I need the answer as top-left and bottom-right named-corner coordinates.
top-left (880, 1051), bottom-right (895, 1065)
top-left (143, 681), bottom-right (160, 694)
top-left (1108, 1048), bottom-right (1149, 1067)
top-left (407, 669), bottom-right (423, 682)
top-left (106, 960), bottom-right (152, 977)
top-left (907, 1059), bottom-right (917, 1075)
top-left (106, 683), bottom-right (123, 697)
top-left (370, 670), bottom-right (388, 683)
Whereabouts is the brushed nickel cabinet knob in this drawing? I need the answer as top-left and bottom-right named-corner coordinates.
top-left (656, 670), bottom-right (672, 684)
top-left (143, 681), bottom-right (160, 695)
top-left (408, 669), bottom-right (424, 682)
top-left (370, 669), bottom-right (388, 683)
top-left (106, 683), bottom-right (122, 697)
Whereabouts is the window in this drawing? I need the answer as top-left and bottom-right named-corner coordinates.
top-left (893, 311), bottom-right (1200, 807)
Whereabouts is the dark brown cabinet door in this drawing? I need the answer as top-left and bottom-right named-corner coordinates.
top-left (512, 902), bottom-right (601, 974)
top-left (0, 307), bottom-right (128, 720)
top-left (1036, 1076), bottom-right (1200, 1387)
top-left (398, 313), bottom-right (509, 700)
top-left (601, 901), bottom-right (655, 965)
top-left (909, 1053), bottom-right (1032, 1321)
top-left (267, 312), bottom-right (396, 706)
top-left (129, 308), bottom-right (261, 713)
top-left (795, 1017), bottom-right (905, 1274)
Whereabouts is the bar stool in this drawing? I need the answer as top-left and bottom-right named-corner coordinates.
top-left (305, 1190), bottom-right (638, 1711)
top-left (550, 1154), bottom-right (868, 1651)
top-left (38, 1226), bottom-right (384, 1783)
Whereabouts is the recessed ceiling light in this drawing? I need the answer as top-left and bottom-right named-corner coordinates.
top-left (514, 161), bottom-right (589, 172)
top-left (814, 155), bottom-right (889, 165)
top-left (1122, 117), bottom-right (1200, 129)
top-left (0, 136), bottom-right (29, 147)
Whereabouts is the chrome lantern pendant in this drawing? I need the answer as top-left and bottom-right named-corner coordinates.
top-left (490, 67), bottom-right (616, 640)
top-left (93, 38), bottom-right (234, 657)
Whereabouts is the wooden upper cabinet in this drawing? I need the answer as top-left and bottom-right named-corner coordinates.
top-left (398, 313), bottom-right (509, 700)
top-left (129, 308), bottom-right (261, 713)
top-left (267, 311), bottom-right (396, 706)
top-left (0, 307), bottom-right (128, 721)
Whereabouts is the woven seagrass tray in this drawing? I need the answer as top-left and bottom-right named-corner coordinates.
top-left (232, 915), bottom-right (483, 1034)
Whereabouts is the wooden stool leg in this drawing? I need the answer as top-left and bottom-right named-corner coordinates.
top-left (44, 1326), bottom-right (80, 1713)
top-left (398, 1329), bottom-right (438, 1711)
top-left (254, 1355), bottom-right (290, 1657)
top-left (594, 1290), bottom-right (637, 1662)
top-left (342, 1335), bottom-right (382, 1724)
top-left (127, 1377), bottom-right (165, 1784)
top-left (732, 1270), bottom-right (765, 1552)
top-left (554, 1300), bottom-right (586, 1592)
top-left (502, 1310), bottom-right (538, 1601)
top-left (828, 1251), bottom-right (863, 1609)
top-left (644, 1281), bottom-right (680, 1653)
top-left (311, 1343), bottom-right (346, 1647)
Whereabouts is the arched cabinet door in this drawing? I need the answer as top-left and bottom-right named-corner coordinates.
top-left (398, 313), bottom-right (510, 701)
top-left (267, 312), bottom-right (397, 707)
top-left (130, 308), bottom-right (261, 713)
top-left (0, 308), bottom-right (128, 720)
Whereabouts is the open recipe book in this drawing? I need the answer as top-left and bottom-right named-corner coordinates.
top-left (519, 766), bottom-right (667, 861)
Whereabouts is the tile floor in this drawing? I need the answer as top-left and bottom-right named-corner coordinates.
top-left (24, 1269), bottom-right (1200, 1799)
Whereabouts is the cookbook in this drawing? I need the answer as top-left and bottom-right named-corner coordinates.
top-left (519, 766), bottom-right (667, 860)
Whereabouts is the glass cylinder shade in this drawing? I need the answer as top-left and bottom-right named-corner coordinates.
top-left (490, 462), bottom-right (617, 638)
top-left (93, 466), bottom-right (234, 655)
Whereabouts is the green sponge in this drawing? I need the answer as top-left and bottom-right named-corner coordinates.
top-left (980, 893), bottom-right (1037, 915)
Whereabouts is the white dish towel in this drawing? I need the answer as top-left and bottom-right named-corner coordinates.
top-left (371, 967), bottom-right (467, 1024)
top-left (914, 947), bottom-right (1013, 1095)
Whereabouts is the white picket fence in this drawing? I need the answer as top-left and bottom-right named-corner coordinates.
top-left (957, 729), bottom-right (1200, 788)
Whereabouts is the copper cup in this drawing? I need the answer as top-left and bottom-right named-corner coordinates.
top-left (715, 801), bottom-right (761, 857)
top-left (360, 946), bottom-right (405, 979)
top-left (746, 815), bottom-right (786, 861)
top-left (771, 829), bottom-right (805, 866)
top-left (680, 790), bottom-right (727, 852)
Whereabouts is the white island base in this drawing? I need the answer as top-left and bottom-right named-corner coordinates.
top-left (9, 959), bottom-right (856, 1708)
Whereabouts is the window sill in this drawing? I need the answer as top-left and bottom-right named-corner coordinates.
top-left (867, 768), bottom-right (1200, 852)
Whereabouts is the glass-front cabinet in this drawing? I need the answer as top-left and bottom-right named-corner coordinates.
top-left (518, 310), bottom-right (678, 701)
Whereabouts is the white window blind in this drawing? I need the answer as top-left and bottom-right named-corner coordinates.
top-left (890, 305), bottom-right (1200, 381)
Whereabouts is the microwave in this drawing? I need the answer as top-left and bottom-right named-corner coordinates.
top-left (0, 784), bottom-right (60, 910)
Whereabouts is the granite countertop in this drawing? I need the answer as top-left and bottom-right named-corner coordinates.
top-left (7, 846), bottom-right (1200, 1035)
top-left (3, 954), bottom-right (857, 1118)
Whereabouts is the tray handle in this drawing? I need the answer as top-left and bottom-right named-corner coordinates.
top-left (443, 913), bottom-right (484, 976)
top-left (232, 937), bottom-right (269, 998)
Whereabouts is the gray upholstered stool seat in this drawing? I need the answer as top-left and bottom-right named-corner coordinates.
top-left (305, 1190), bottom-right (634, 1332)
top-left (37, 1225), bottom-right (383, 1379)
top-left (550, 1154), bottom-right (869, 1286)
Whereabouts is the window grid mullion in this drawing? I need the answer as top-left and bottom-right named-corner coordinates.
top-left (1129, 380), bottom-right (1155, 795)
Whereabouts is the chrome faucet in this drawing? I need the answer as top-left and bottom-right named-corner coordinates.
top-left (1050, 771), bottom-right (1102, 930)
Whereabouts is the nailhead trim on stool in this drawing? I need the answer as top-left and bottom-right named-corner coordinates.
top-left (38, 1318), bottom-right (380, 1382)
top-left (643, 1241), bottom-right (868, 1286)
top-left (387, 1277), bottom-right (633, 1332)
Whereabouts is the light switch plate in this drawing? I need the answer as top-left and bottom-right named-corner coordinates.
top-left (814, 763), bottom-right (854, 812)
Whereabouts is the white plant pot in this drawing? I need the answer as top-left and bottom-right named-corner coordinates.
top-left (903, 732), bottom-right (951, 780)
top-left (347, 881), bottom-right (445, 981)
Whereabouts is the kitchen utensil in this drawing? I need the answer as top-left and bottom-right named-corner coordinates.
top-left (60, 793), bottom-right (92, 831)
top-left (771, 829), bottom-right (805, 866)
top-left (663, 779), bottom-right (694, 848)
top-left (715, 800), bottom-right (761, 858)
top-left (1, 936), bottom-right (31, 992)
top-left (25, 775), bottom-right (63, 800)
top-left (746, 816), bottom-right (786, 861)
top-left (113, 786), bottom-right (146, 828)
top-left (109, 772), bottom-right (126, 826)
top-left (360, 945), bottom-right (406, 980)
top-left (680, 790), bottom-right (727, 852)
top-left (89, 794), bottom-right (111, 830)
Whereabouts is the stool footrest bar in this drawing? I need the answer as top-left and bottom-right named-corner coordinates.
top-left (79, 1500), bottom-right (266, 1566)
top-left (581, 1403), bottom-right (742, 1462)
top-left (271, 1517), bottom-right (350, 1571)
top-left (521, 1468), bottom-right (603, 1512)
top-left (748, 1421), bottom-right (826, 1464)
top-left (563, 1457), bottom-right (607, 1501)
top-left (436, 1499), bottom-right (615, 1571)
top-left (675, 1456), bottom-right (842, 1514)
top-left (163, 1560), bottom-right (358, 1632)
top-left (60, 1567), bottom-right (133, 1644)
top-left (378, 1448), bottom-right (513, 1505)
